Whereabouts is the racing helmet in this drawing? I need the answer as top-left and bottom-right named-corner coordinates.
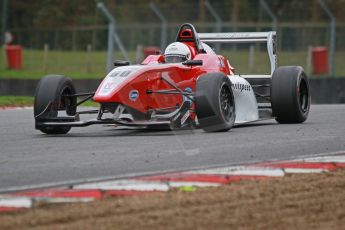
top-left (164, 42), bottom-right (191, 63)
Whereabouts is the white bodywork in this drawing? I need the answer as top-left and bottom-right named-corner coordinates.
top-left (199, 31), bottom-right (277, 124)
top-left (229, 76), bottom-right (259, 124)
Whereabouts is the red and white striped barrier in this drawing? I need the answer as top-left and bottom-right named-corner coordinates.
top-left (1, 152), bottom-right (344, 213)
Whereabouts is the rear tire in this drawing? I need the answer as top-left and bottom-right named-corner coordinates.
top-left (271, 66), bottom-right (310, 123)
top-left (195, 73), bottom-right (235, 132)
top-left (34, 75), bottom-right (77, 134)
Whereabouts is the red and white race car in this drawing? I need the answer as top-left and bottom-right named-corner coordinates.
top-left (34, 23), bottom-right (310, 134)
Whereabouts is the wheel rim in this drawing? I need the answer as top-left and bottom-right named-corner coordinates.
top-left (219, 83), bottom-right (234, 122)
top-left (298, 78), bottom-right (309, 113)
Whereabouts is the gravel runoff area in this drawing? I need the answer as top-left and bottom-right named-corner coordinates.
top-left (0, 169), bottom-right (344, 230)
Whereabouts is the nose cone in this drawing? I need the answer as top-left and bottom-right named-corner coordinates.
top-left (93, 66), bottom-right (142, 102)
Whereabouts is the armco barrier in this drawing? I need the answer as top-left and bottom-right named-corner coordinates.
top-left (0, 78), bottom-right (344, 104)
top-left (310, 78), bottom-right (345, 104)
top-left (0, 79), bottom-right (102, 98)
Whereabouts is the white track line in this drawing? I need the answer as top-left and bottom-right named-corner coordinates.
top-left (168, 181), bottom-right (220, 187)
top-left (0, 196), bottom-right (32, 208)
top-left (293, 151), bottom-right (345, 160)
top-left (73, 180), bottom-right (170, 191)
top-left (188, 166), bottom-right (285, 177)
top-left (283, 168), bottom-right (328, 174)
top-left (301, 155), bottom-right (345, 163)
top-left (33, 197), bottom-right (95, 204)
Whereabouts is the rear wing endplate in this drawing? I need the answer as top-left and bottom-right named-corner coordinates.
top-left (199, 32), bottom-right (277, 75)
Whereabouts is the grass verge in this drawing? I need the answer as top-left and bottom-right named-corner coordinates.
top-left (0, 96), bottom-right (34, 106)
top-left (1, 49), bottom-right (344, 79)
top-left (0, 96), bottom-right (98, 107)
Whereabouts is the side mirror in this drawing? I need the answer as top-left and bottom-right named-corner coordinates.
top-left (182, 60), bottom-right (203, 66)
top-left (114, 60), bottom-right (130, 67)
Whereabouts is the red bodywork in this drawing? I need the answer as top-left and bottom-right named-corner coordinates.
top-left (93, 52), bottom-right (234, 118)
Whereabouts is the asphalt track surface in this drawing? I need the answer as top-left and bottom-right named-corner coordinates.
top-left (0, 105), bottom-right (344, 192)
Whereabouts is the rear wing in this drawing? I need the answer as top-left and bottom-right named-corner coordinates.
top-left (199, 32), bottom-right (277, 75)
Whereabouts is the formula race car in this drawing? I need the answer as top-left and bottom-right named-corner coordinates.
top-left (34, 23), bottom-right (310, 134)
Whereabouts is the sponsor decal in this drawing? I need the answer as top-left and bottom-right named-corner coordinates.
top-left (232, 83), bottom-right (251, 92)
top-left (129, 90), bottom-right (139, 101)
top-left (110, 70), bottom-right (132, 78)
top-left (215, 33), bottom-right (250, 39)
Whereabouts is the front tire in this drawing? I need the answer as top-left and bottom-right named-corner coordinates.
top-left (195, 73), bottom-right (236, 132)
top-left (271, 66), bottom-right (310, 123)
top-left (34, 75), bottom-right (77, 134)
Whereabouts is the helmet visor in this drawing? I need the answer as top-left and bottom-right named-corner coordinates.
top-left (165, 55), bottom-right (187, 63)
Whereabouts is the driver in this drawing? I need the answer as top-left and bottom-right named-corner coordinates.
top-left (164, 42), bottom-right (192, 63)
